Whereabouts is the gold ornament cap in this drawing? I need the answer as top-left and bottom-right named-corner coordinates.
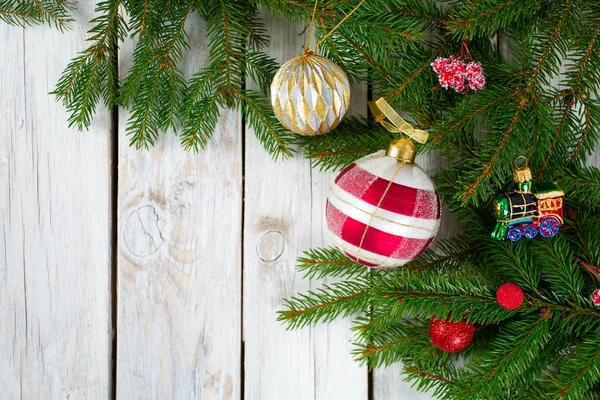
top-left (513, 166), bottom-right (532, 183)
top-left (386, 138), bottom-right (416, 163)
top-left (513, 156), bottom-right (532, 183)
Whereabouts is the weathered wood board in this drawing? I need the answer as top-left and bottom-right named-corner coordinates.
top-left (242, 15), bottom-right (368, 400)
top-left (116, 14), bottom-right (242, 400)
top-left (0, 2), bottom-right (112, 399)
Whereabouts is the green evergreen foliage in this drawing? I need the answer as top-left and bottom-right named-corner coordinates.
top-left (279, 1), bottom-right (600, 396)
top-left (3, 0), bottom-right (600, 398)
top-left (0, 0), bottom-right (73, 30)
top-left (5, 0), bottom-right (441, 157)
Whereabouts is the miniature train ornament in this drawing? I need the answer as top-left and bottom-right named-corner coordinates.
top-left (491, 158), bottom-right (564, 241)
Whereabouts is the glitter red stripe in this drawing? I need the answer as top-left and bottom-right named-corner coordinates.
top-left (335, 164), bottom-right (441, 220)
top-left (327, 203), bottom-right (434, 260)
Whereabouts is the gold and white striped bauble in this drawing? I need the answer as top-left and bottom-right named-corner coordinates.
top-left (270, 52), bottom-right (351, 136)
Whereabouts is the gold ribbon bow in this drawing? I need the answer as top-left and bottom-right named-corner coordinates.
top-left (368, 98), bottom-right (429, 144)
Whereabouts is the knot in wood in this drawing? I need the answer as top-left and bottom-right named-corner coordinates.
top-left (256, 230), bottom-right (285, 262)
top-left (123, 205), bottom-right (166, 257)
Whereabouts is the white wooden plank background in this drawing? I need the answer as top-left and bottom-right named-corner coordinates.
top-left (2, 7), bottom-right (598, 400)
top-left (0, 2), bottom-right (112, 399)
top-left (243, 15), bottom-right (368, 400)
top-left (116, 13), bottom-right (242, 399)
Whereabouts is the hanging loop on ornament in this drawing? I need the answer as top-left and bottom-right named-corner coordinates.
top-left (368, 98), bottom-right (429, 144)
top-left (304, 0), bottom-right (320, 53)
top-left (514, 156), bottom-right (528, 169)
top-left (304, 0), bottom-right (366, 54)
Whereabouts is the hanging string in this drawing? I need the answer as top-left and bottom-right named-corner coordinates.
top-left (304, 0), bottom-right (366, 54)
top-left (304, 0), bottom-right (320, 53)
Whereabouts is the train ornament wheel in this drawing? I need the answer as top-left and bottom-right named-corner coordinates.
top-left (523, 225), bottom-right (538, 239)
top-left (540, 217), bottom-right (560, 238)
top-left (507, 226), bottom-right (522, 241)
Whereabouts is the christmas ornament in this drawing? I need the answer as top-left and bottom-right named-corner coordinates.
top-left (326, 99), bottom-right (440, 268)
top-left (491, 157), bottom-right (564, 241)
top-left (592, 289), bottom-right (600, 307)
top-left (429, 317), bottom-right (475, 353)
top-left (496, 283), bottom-right (524, 310)
top-left (270, 52), bottom-right (350, 136)
top-left (431, 56), bottom-right (485, 93)
top-left (270, 0), bottom-right (365, 136)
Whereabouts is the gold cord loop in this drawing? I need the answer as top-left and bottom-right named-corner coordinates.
top-left (304, 0), bottom-right (320, 53)
top-left (305, 0), bottom-right (366, 54)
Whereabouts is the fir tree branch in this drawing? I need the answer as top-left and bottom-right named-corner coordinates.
top-left (388, 37), bottom-right (450, 100)
top-left (461, 96), bottom-right (528, 201)
top-left (576, 257), bottom-right (600, 283)
top-left (323, 22), bottom-right (391, 80)
top-left (354, 322), bottom-right (432, 368)
top-left (296, 247), bottom-right (368, 280)
top-left (452, 318), bottom-right (551, 399)
top-left (370, 270), bottom-right (514, 325)
top-left (53, 0), bottom-right (124, 130)
top-left (123, 0), bottom-right (195, 147)
top-left (447, 0), bottom-right (539, 40)
top-left (405, 366), bottom-right (452, 384)
top-left (525, 0), bottom-right (573, 93)
top-left (361, 335), bottom-right (417, 358)
top-left (529, 300), bottom-right (600, 319)
top-left (0, 0), bottom-right (73, 30)
top-left (545, 15), bottom-right (600, 169)
top-left (551, 336), bottom-right (600, 400)
top-left (557, 166), bottom-right (600, 210)
top-left (236, 89), bottom-right (294, 158)
top-left (459, 1), bottom-right (574, 203)
top-left (278, 278), bottom-right (372, 329)
top-left (392, 6), bottom-right (446, 26)
top-left (431, 88), bottom-right (521, 144)
top-left (568, 93), bottom-right (591, 165)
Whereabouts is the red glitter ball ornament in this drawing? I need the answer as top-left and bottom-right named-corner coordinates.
top-left (429, 318), bottom-right (475, 353)
top-left (592, 289), bottom-right (600, 306)
top-left (496, 283), bottom-right (524, 310)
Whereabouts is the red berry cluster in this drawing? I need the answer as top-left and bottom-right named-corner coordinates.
top-left (431, 56), bottom-right (485, 93)
top-left (592, 289), bottom-right (600, 307)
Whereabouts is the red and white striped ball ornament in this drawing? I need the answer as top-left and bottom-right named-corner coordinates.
top-left (326, 138), bottom-right (441, 268)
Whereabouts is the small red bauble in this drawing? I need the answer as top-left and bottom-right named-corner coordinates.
top-left (592, 289), bottom-right (600, 306)
top-left (429, 318), bottom-right (475, 353)
top-left (496, 283), bottom-right (524, 310)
